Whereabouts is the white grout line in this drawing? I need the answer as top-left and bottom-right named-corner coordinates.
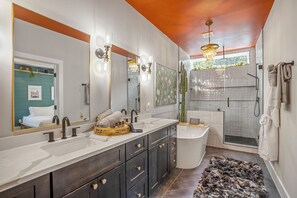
top-left (162, 169), bottom-right (184, 198)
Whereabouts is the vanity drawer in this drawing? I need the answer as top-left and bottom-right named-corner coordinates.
top-left (126, 151), bottom-right (148, 189)
top-left (127, 176), bottom-right (148, 198)
top-left (52, 145), bottom-right (125, 198)
top-left (148, 128), bottom-right (168, 148)
top-left (126, 136), bottom-right (147, 160)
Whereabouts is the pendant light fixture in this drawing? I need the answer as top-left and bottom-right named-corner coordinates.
top-left (201, 19), bottom-right (219, 61)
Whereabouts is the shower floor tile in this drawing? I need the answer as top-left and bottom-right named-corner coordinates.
top-left (225, 135), bottom-right (258, 146)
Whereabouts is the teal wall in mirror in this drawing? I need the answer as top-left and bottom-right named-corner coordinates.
top-left (14, 64), bottom-right (54, 129)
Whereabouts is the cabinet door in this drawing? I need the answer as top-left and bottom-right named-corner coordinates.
top-left (148, 144), bottom-right (159, 195)
top-left (53, 145), bottom-right (125, 198)
top-left (0, 174), bottom-right (50, 198)
top-left (158, 138), bottom-right (169, 183)
top-left (63, 179), bottom-right (98, 198)
top-left (98, 164), bottom-right (126, 198)
top-left (148, 138), bottom-right (169, 195)
top-left (169, 133), bottom-right (177, 172)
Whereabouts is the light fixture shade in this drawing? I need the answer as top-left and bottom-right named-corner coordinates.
top-left (201, 43), bottom-right (219, 61)
top-left (128, 59), bottom-right (139, 72)
top-left (201, 19), bottom-right (219, 61)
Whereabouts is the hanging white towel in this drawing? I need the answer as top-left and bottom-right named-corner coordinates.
top-left (258, 63), bottom-right (282, 161)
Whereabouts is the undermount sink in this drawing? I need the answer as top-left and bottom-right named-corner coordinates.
top-left (41, 136), bottom-right (101, 156)
top-left (133, 122), bottom-right (155, 129)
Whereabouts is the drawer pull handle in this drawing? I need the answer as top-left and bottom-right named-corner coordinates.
top-left (159, 144), bottom-right (163, 148)
top-left (136, 166), bottom-right (142, 171)
top-left (172, 142), bottom-right (176, 145)
top-left (136, 143), bottom-right (142, 148)
top-left (162, 143), bottom-right (165, 147)
top-left (173, 159), bottom-right (176, 163)
top-left (101, 178), bottom-right (107, 185)
top-left (91, 183), bottom-right (98, 190)
top-left (136, 193), bottom-right (142, 198)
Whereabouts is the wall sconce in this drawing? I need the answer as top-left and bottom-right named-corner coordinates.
top-left (141, 55), bottom-right (153, 74)
top-left (95, 35), bottom-right (112, 62)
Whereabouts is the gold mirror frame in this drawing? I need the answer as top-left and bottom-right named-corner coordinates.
top-left (12, 4), bottom-right (91, 134)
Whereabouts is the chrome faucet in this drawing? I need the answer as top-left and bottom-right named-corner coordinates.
top-left (52, 115), bottom-right (60, 125)
top-left (61, 117), bottom-right (70, 139)
top-left (130, 109), bottom-right (138, 123)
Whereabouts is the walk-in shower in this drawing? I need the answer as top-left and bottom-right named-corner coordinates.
top-left (188, 49), bottom-right (263, 147)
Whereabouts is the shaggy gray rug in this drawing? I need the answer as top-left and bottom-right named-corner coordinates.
top-left (194, 156), bottom-right (268, 198)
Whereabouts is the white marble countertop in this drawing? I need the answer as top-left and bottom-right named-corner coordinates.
top-left (0, 118), bottom-right (178, 192)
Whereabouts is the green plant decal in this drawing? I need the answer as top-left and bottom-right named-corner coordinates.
top-left (179, 62), bottom-right (188, 122)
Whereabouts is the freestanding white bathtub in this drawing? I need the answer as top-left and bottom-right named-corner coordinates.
top-left (176, 125), bottom-right (209, 169)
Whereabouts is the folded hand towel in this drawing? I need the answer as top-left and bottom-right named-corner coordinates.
top-left (97, 111), bottom-right (123, 127)
top-left (96, 109), bottom-right (113, 121)
top-left (282, 62), bottom-right (292, 82)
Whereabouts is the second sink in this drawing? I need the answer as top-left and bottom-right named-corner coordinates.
top-left (41, 136), bottom-right (102, 156)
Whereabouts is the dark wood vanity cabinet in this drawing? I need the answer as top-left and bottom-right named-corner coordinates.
top-left (0, 174), bottom-right (50, 198)
top-left (126, 137), bottom-right (148, 198)
top-left (53, 145), bottom-right (125, 198)
top-left (148, 128), bottom-right (170, 196)
top-left (97, 164), bottom-right (126, 198)
top-left (64, 164), bottom-right (126, 198)
top-left (169, 125), bottom-right (177, 171)
top-left (0, 124), bottom-right (177, 198)
top-left (127, 176), bottom-right (148, 198)
top-left (148, 125), bottom-right (177, 196)
top-left (63, 179), bottom-right (98, 198)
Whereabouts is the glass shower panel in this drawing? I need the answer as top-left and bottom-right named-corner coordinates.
top-left (190, 50), bottom-right (262, 147)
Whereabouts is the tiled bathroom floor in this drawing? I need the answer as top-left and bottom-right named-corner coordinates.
top-left (151, 147), bottom-right (280, 198)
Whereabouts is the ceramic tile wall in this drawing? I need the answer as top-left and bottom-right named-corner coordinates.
top-left (186, 110), bottom-right (258, 154)
top-left (187, 48), bottom-right (262, 141)
top-left (187, 110), bottom-right (224, 148)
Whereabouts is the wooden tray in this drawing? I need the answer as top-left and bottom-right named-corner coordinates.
top-left (94, 123), bottom-right (131, 136)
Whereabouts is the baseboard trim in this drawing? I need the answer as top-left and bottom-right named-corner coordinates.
top-left (264, 160), bottom-right (291, 198)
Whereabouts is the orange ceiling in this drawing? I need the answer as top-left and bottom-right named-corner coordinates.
top-left (126, 0), bottom-right (274, 57)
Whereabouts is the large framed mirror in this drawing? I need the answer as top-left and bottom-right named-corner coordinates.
top-left (12, 4), bottom-right (90, 132)
top-left (110, 46), bottom-right (140, 114)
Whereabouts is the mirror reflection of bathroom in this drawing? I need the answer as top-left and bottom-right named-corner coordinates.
top-left (13, 15), bottom-right (91, 132)
top-left (127, 59), bottom-right (140, 112)
top-left (111, 50), bottom-right (140, 115)
top-left (14, 59), bottom-right (56, 130)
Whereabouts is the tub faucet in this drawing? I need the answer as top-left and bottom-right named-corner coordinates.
top-left (130, 109), bottom-right (138, 123)
top-left (52, 115), bottom-right (60, 125)
top-left (61, 117), bottom-right (71, 139)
